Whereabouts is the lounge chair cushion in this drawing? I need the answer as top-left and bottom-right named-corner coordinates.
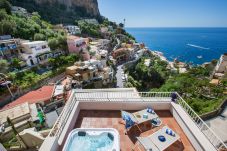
top-left (158, 135), bottom-right (166, 142)
top-left (122, 111), bottom-right (135, 129)
top-left (147, 107), bottom-right (155, 114)
top-left (165, 128), bottom-right (175, 136)
top-left (151, 118), bottom-right (162, 127)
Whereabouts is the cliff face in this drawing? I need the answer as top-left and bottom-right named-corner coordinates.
top-left (11, 0), bottom-right (100, 23)
top-left (35, 0), bottom-right (100, 16)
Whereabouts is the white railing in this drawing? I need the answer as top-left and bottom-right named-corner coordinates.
top-left (74, 91), bottom-right (172, 101)
top-left (49, 91), bottom-right (76, 138)
top-left (48, 91), bottom-right (171, 138)
top-left (48, 91), bottom-right (226, 151)
top-left (139, 92), bottom-right (172, 98)
top-left (175, 93), bottom-right (227, 150)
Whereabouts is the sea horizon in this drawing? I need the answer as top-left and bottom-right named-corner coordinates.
top-left (126, 27), bottom-right (227, 65)
top-left (126, 27), bottom-right (227, 28)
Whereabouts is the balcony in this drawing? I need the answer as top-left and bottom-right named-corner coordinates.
top-left (40, 88), bottom-right (227, 151)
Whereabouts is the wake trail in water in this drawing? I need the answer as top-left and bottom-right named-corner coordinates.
top-left (187, 44), bottom-right (210, 50)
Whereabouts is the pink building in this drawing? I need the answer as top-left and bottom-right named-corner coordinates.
top-left (67, 36), bottom-right (90, 60)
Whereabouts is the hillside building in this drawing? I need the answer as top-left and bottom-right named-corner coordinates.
top-left (19, 41), bottom-right (51, 66)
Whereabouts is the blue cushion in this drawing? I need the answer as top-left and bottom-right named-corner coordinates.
top-left (151, 118), bottom-right (161, 126)
top-left (147, 107), bottom-right (154, 114)
top-left (152, 119), bottom-right (157, 125)
top-left (166, 128), bottom-right (175, 136)
top-left (158, 135), bottom-right (166, 142)
top-left (122, 112), bottom-right (135, 129)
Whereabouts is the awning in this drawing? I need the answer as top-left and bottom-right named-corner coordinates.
top-left (53, 85), bottom-right (64, 97)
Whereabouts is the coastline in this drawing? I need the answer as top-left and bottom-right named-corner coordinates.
top-left (126, 27), bottom-right (227, 65)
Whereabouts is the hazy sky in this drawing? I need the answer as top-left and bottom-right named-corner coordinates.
top-left (98, 0), bottom-right (227, 27)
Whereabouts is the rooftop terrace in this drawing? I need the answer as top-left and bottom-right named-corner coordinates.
top-left (75, 110), bottom-right (194, 151)
top-left (40, 88), bottom-right (227, 151)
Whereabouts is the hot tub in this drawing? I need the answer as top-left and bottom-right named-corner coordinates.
top-left (63, 128), bottom-right (120, 151)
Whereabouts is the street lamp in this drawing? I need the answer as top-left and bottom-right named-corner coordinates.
top-left (0, 73), bottom-right (14, 98)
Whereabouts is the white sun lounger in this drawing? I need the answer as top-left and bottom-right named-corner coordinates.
top-left (134, 126), bottom-right (180, 151)
top-left (121, 109), bottom-right (159, 132)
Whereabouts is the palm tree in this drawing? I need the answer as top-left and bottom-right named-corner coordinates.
top-left (7, 117), bottom-right (27, 149)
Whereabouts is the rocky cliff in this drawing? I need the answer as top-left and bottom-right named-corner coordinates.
top-left (35, 0), bottom-right (100, 16)
top-left (11, 0), bottom-right (100, 23)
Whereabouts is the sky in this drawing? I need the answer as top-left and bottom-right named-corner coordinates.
top-left (98, 0), bottom-right (227, 27)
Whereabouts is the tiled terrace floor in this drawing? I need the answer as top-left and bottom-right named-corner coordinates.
top-left (75, 110), bottom-right (195, 151)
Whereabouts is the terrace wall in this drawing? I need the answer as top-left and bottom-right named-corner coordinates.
top-left (171, 102), bottom-right (216, 151)
top-left (39, 94), bottom-right (220, 151)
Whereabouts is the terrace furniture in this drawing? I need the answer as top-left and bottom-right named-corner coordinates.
top-left (121, 109), bottom-right (159, 133)
top-left (151, 117), bottom-right (162, 127)
top-left (133, 126), bottom-right (180, 151)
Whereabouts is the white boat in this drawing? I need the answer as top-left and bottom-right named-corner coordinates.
top-left (197, 55), bottom-right (203, 59)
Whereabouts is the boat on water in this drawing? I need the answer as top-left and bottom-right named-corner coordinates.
top-left (197, 55), bottom-right (203, 59)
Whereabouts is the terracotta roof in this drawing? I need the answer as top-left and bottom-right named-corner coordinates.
top-left (1, 86), bottom-right (54, 110)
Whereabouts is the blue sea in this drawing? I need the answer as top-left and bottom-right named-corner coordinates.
top-left (126, 28), bottom-right (227, 64)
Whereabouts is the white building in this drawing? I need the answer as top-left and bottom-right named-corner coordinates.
top-left (20, 41), bottom-right (51, 66)
top-left (135, 48), bottom-right (146, 59)
top-left (11, 6), bottom-right (30, 17)
top-left (99, 50), bottom-right (108, 67)
top-left (215, 54), bottom-right (227, 73)
top-left (64, 25), bottom-right (81, 35)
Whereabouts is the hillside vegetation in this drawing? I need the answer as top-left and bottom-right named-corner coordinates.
top-left (126, 53), bottom-right (170, 90)
top-left (126, 54), bottom-right (226, 115)
top-left (0, 2), bottom-right (67, 50)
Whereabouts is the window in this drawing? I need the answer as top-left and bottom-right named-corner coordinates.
top-left (42, 45), bottom-right (47, 49)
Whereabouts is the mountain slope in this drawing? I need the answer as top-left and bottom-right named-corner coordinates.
top-left (11, 0), bottom-right (100, 24)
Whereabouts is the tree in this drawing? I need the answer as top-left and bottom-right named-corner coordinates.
top-left (0, 19), bottom-right (16, 35)
top-left (57, 35), bottom-right (67, 51)
top-left (74, 20), bottom-right (78, 26)
top-left (10, 58), bottom-right (21, 70)
top-left (48, 58), bottom-right (57, 68)
top-left (65, 54), bottom-right (79, 64)
top-left (34, 33), bottom-right (46, 40)
top-left (31, 12), bottom-right (41, 25)
top-left (48, 38), bottom-right (58, 50)
top-left (0, 59), bottom-right (9, 73)
top-left (78, 21), bottom-right (101, 38)
top-left (119, 23), bottom-right (124, 28)
top-left (0, 9), bottom-right (8, 21)
top-left (102, 19), bottom-right (109, 26)
top-left (0, 0), bottom-right (11, 14)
